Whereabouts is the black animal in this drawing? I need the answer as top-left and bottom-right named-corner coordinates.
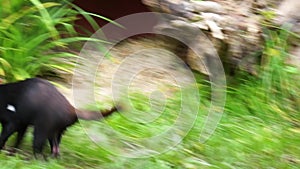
top-left (0, 78), bottom-right (118, 158)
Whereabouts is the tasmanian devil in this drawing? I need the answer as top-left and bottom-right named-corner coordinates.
top-left (0, 78), bottom-right (118, 158)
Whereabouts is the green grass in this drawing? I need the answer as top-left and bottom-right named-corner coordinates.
top-left (0, 75), bottom-right (299, 168)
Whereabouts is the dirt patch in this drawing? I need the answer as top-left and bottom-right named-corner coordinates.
top-left (59, 36), bottom-right (198, 108)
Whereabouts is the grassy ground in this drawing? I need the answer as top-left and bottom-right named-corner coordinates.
top-left (0, 72), bottom-right (299, 169)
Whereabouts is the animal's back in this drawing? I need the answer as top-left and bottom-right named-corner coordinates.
top-left (0, 78), bottom-right (77, 128)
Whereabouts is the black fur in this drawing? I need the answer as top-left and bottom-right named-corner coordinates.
top-left (0, 78), bottom-right (117, 158)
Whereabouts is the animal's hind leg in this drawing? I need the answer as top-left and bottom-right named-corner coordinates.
top-left (33, 128), bottom-right (48, 160)
top-left (48, 131), bottom-right (63, 158)
top-left (14, 126), bottom-right (28, 149)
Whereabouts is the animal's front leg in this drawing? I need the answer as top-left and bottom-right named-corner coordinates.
top-left (6, 126), bottom-right (28, 155)
top-left (0, 123), bottom-right (16, 149)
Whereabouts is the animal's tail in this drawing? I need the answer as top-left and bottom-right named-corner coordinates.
top-left (76, 106), bottom-right (118, 120)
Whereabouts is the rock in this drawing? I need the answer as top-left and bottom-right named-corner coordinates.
top-left (155, 19), bottom-right (200, 42)
top-left (252, 0), bottom-right (268, 9)
top-left (186, 48), bottom-right (209, 75)
top-left (192, 21), bottom-right (209, 30)
top-left (184, 13), bottom-right (203, 22)
top-left (191, 1), bottom-right (226, 14)
top-left (201, 12), bottom-right (225, 39)
top-left (274, 0), bottom-right (300, 33)
top-left (288, 46), bottom-right (300, 69)
top-left (205, 20), bottom-right (224, 39)
top-left (186, 34), bottom-right (220, 76)
top-left (142, 0), bottom-right (201, 21)
top-left (169, 19), bottom-right (200, 30)
top-left (201, 12), bottom-right (225, 24)
top-left (141, 0), bottom-right (159, 9)
top-left (141, 0), bottom-right (277, 75)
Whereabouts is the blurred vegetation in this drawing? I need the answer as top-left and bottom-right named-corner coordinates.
top-left (0, 0), bottom-right (108, 82)
top-left (0, 0), bottom-right (299, 168)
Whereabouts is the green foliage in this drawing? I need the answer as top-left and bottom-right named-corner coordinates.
top-left (0, 0), bottom-right (108, 82)
top-left (260, 28), bottom-right (300, 123)
top-left (260, 9), bottom-right (277, 27)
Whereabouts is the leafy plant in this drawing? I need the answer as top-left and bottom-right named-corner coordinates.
top-left (260, 28), bottom-right (300, 123)
top-left (0, 0), bottom-right (109, 82)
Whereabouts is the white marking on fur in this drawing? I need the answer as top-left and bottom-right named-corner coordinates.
top-left (7, 104), bottom-right (16, 112)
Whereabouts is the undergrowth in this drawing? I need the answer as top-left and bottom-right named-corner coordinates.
top-left (0, 0), bottom-right (109, 82)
